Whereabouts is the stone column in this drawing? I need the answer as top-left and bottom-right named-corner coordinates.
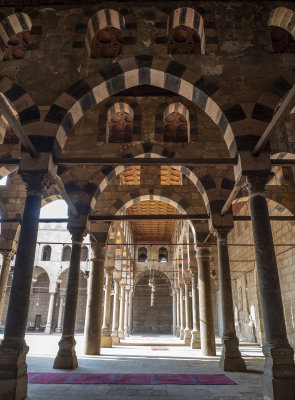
top-left (56, 293), bottom-right (65, 333)
top-left (247, 174), bottom-right (295, 399)
top-left (0, 171), bottom-right (47, 400)
top-left (45, 292), bottom-right (56, 334)
top-left (54, 225), bottom-right (85, 369)
top-left (190, 269), bottom-right (200, 349)
top-left (128, 289), bottom-right (133, 336)
top-left (124, 287), bottom-right (130, 337)
top-left (216, 228), bottom-right (246, 371)
top-left (184, 278), bottom-right (192, 345)
top-left (84, 242), bottom-right (106, 355)
top-left (179, 283), bottom-right (185, 340)
top-left (196, 246), bottom-right (216, 356)
top-left (0, 251), bottom-right (14, 323)
top-left (172, 290), bottom-right (177, 335)
top-left (101, 266), bottom-right (114, 348)
top-left (176, 288), bottom-right (180, 337)
top-left (112, 278), bottom-right (120, 344)
top-left (118, 283), bottom-right (125, 338)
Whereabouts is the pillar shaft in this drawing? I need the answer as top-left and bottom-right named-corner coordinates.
top-left (216, 229), bottom-right (246, 371)
top-left (172, 291), bottom-right (177, 335)
top-left (176, 288), bottom-right (180, 337)
top-left (84, 243), bottom-right (106, 355)
top-left (0, 252), bottom-right (13, 323)
top-left (0, 172), bottom-right (46, 400)
top-left (112, 279), bottom-right (120, 340)
top-left (118, 284), bottom-right (125, 338)
top-left (196, 246), bottom-right (216, 356)
top-left (45, 292), bottom-right (56, 334)
top-left (54, 227), bottom-right (84, 369)
top-left (247, 174), bottom-right (295, 399)
top-left (191, 272), bottom-right (200, 349)
top-left (179, 285), bottom-right (185, 340)
top-left (56, 294), bottom-right (65, 333)
top-left (128, 290), bottom-right (133, 335)
top-left (184, 280), bottom-right (192, 345)
top-left (124, 288), bottom-right (129, 336)
top-left (101, 266), bottom-right (113, 348)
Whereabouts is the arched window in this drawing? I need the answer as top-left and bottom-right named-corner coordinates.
top-left (0, 13), bottom-right (32, 61)
top-left (81, 246), bottom-right (88, 262)
top-left (167, 8), bottom-right (205, 54)
top-left (41, 245), bottom-right (51, 261)
top-left (138, 247), bottom-right (147, 262)
top-left (268, 8), bottom-right (295, 53)
top-left (159, 247), bottom-right (168, 262)
top-left (163, 103), bottom-right (189, 142)
top-left (107, 103), bottom-right (133, 143)
top-left (86, 9), bottom-right (125, 58)
top-left (62, 245), bottom-right (71, 262)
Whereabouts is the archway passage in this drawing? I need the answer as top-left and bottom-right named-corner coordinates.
top-left (133, 271), bottom-right (172, 334)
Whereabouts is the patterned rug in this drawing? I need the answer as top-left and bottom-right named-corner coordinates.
top-left (28, 373), bottom-right (237, 385)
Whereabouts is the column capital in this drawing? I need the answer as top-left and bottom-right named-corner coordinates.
top-left (0, 249), bottom-right (15, 260)
top-left (245, 172), bottom-right (272, 197)
top-left (195, 245), bottom-right (211, 260)
top-left (20, 171), bottom-right (50, 196)
top-left (105, 266), bottom-right (114, 275)
top-left (214, 227), bottom-right (231, 244)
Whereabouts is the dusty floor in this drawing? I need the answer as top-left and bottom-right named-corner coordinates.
top-left (1, 333), bottom-right (265, 399)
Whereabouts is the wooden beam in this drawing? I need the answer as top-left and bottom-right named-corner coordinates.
top-left (252, 83), bottom-right (295, 156)
top-left (0, 94), bottom-right (39, 158)
top-left (55, 157), bottom-right (237, 167)
top-left (52, 175), bottom-right (78, 217)
top-left (221, 177), bottom-right (246, 215)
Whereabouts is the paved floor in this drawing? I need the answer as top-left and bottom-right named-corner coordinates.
top-left (1, 333), bottom-right (265, 399)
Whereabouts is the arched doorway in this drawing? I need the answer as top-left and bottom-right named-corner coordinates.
top-left (133, 270), bottom-right (172, 334)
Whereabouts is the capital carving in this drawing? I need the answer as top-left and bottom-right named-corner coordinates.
top-left (195, 245), bottom-right (211, 260)
top-left (20, 171), bottom-right (49, 196)
top-left (245, 173), bottom-right (271, 197)
top-left (214, 227), bottom-right (231, 245)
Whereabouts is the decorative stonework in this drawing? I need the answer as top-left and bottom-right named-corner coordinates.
top-left (3, 31), bottom-right (29, 61)
top-left (90, 27), bottom-right (123, 58)
top-left (107, 103), bottom-right (134, 143)
top-left (163, 103), bottom-right (189, 142)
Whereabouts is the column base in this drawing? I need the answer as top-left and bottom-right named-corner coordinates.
top-left (176, 327), bottom-right (180, 337)
top-left (112, 336), bottom-right (120, 345)
top-left (219, 334), bottom-right (246, 372)
top-left (44, 325), bottom-right (51, 335)
top-left (180, 328), bottom-right (184, 340)
top-left (263, 343), bottom-right (295, 400)
top-left (191, 330), bottom-right (201, 349)
top-left (0, 338), bottom-right (29, 400)
top-left (124, 329), bottom-right (129, 337)
top-left (118, 330), bottom-right (125, 339)
top-left (53, 336), bottom-right (78, 369)
top-left (101, 336), bottom-right (112, 348)
top-left (55, 327), bottom-right (62, 333)
top-left (184, 329), bottom-right (191, 346)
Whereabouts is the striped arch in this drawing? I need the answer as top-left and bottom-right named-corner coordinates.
top-left (85, 9), bottom-right (125, 58)
top-left (46, 59), bottom-right (237, 158)
top-left (233, 196), bottom-right (294, 217)
top-left (89, 153), bottom-right (211, 215)
top-left (268, 7), bottom-right (295, 39)
top-left (0, 13), bottom-right (32, 61)
top-left (168, 7), bottom-right (205, 54)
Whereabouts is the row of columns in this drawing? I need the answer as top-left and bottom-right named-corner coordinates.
top-left (0, 168), bottom-right (294, 400)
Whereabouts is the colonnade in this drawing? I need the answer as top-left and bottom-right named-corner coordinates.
top-left (0, 169), bottom-right (294, 400)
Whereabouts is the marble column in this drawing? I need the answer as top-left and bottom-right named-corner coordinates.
top-left (84, 242), bottom-right (106, 355)
top-left (118, 283), bottom-right (126, 339)
top-left (56, 293), bottom-right (65, 333)
top-left (184, 278), bottom-right (192, 345)
top-left (0, 172), bottom-right (46, 400)
top-left (54, 226), bottom-right (85, 369)
top-left (128, 289), bottom-right (133, 336)
top-left (45, 292), bottom-right (56, 334)
top-left (247, 174), bottom-right (295, 399)
top-left (216, 228), bottom-right (246, 371)
top-left (124, 287), bottom-right (130, 337)
top-left (112, 278), bottom-right (120, 344)
top-left (196, 246), bottom-right (216, 356)
top-left (190, 269), bottom-right (201, 349)
top-left (0, 251), bottom-right (14, 323)
top-left (172, 290), bottom-right (177, 335)
top-left (179, 283), bottom-right (185, 340)
top-left (101, 266), bottom-right (114, 348)
top-left (176, 288), bottom-right (180, 337)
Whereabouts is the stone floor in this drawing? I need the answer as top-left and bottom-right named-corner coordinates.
top-left (1, 333), bottom-right (265, 399)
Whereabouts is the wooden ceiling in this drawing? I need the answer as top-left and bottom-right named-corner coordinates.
top-left (161, 166), bottom-right (182, 185)
top-left (127, 200), bottom-right (179, 243)
top-left (120, 166), bottom-right (141, 185)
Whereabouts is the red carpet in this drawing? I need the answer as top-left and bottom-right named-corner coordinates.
top-left (28, 373), bottom-right (237, 385)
